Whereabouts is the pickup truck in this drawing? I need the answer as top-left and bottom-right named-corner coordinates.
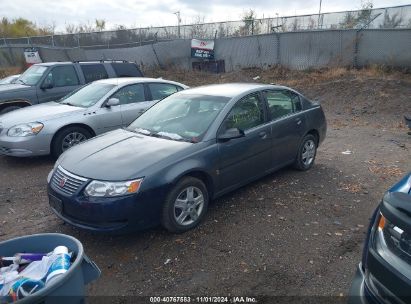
top-left (0, 60), bottom-right (144, 114)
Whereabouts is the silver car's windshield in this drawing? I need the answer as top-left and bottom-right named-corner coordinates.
top-left (17, 65), bottom-right (47, 86)
top-left (128, 93), bottom-right (229, 142)
top-left (60, 83), bottom-right (116, 108)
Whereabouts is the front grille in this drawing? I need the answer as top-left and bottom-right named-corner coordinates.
top-left (0, 146), bottom-right (9, 154)
top-left (51, 166), bottom-right (88, 196)
top-left (383, 223), bottom-right (411, 264)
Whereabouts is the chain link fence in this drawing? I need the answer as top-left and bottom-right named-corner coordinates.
top-left (1, 5), bottom-right (410, 49)
top-left (78, 29), bottom-right (410, 71)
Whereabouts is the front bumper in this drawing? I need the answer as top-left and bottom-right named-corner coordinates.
top-left (47, 180), bottom-right (169, 233)
top-left (0, 133), bottom-right (52, 157)
top-left (348, 264), bottom-right (380, 304)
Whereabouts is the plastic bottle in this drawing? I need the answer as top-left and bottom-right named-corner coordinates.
top-left (7, 278), bottom-right (45, 302)
top-left (45, 246), bottom-right (71, 286)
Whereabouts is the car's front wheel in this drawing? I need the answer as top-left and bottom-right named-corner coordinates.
top-left (161, 177), bottom-right (209, 233)
top-left (52, 126), bottom-right (92, 158)
top-left (293, 134), bottom-right (317, 171)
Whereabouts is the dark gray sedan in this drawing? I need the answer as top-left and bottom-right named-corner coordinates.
top-left (47, 83), bottom-right (327, 233)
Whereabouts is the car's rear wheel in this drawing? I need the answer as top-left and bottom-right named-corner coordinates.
top-left (293, 134), bottom-right (317, 171)
top-left (161, 177), bottom-right (209, 233)
top-left (52, 126), bottom-right (92, 158)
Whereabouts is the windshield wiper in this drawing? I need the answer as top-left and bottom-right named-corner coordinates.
top-left (60, 102), bottom-right (76, 106)
top-left (17, 79), bottom-right (26, 85)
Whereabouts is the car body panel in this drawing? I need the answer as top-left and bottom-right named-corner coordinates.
top-left (349, 172), bottom-right (411, 304)
top-left (0, 78), bottom-right (188, 157)
top-left (48, 83), bottom-right (327, 232)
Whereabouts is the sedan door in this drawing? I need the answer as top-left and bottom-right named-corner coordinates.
top-left (86, 103), bottom-right (123, 135)
top-left (264, 90), bottom-right (307, 168)
top-left (110, 84), bottom-right (154, 126)
top-left (217, 93), bottom-right (272, 192)
top-left (36, 65), bottom-right (80, 103)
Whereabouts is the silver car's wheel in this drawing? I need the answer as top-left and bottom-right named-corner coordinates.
top-left (173, 186), bottom-right (205, 226)
top-left (301, 139), bottom-right (316, 166)
top-left (61, 132), bottom-right (88, 152)
top-left (162, 177), bottom-right (209, 233)
top-left (52, 126), bottom-right (92, 159)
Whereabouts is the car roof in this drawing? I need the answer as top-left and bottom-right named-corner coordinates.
top-left (179, 83), bottom-right (294, 98)
top-left (94, 77), bottom-right (187, 87)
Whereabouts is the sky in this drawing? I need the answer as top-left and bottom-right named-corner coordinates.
top-left (1, 0), bottom-right (410, 31)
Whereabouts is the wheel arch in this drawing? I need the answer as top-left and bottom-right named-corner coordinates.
top-left (306, 129), bottom-right (319, 145)
top-left (174, 170), bottom-right (215, 200)
top-left (0, 100), bottom-right (32, 112)
top-left (50, 123), bottom-right (96, 152)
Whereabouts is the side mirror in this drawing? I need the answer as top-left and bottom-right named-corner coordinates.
top-left (106, 98), bottom-right (120, 107)
top-left (217, 128), bottom-right (245, 141)
top-left (41, 82), bottom-right (53, 90)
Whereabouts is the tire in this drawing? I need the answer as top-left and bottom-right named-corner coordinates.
top-left (161, 177), bottom-right (209, 233)
top-left (0, 106), bottom-right (22, 114)
top-left (293, 134), bottom-right (317, 171)
top-left (51, 126), bottom-right (92, 158)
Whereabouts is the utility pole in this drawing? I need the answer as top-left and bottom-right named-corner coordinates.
top-left (318, 0), bottom-right (322, 29)
top-left (173, 11), bottom-right (182, 38)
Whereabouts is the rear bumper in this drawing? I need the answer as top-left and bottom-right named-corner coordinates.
top-left (0, 133), bottom-right (52, 157)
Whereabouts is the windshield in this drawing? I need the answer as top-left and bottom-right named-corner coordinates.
top-left (128, 93), bottom-right (230, 142)
top-left (18, 65), bottom-right (47, 86)
top-left (59, 82), bottom-right (116, 108)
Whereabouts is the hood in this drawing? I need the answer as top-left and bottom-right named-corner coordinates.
top-left (389, 172), bottom-right (411, 195)
top-left (0, 83), bottom-right (33, 95)
top-left (0, 102), bottom-right (84, 126)
top-left (58, 129), bottom-right (192, 180)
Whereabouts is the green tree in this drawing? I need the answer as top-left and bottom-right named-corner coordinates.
top-left (0, 17), bottom-right (53, 38)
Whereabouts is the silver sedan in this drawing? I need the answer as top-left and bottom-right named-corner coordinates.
top-left (0, 78), bottom-right (188, 157)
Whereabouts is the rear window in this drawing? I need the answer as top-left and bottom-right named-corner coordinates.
top-left (111, 63), bottom-right (143, 77)
top-left (80, 64), bottom-right (108, 84)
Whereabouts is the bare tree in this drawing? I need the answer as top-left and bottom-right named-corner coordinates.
top-left (379, 11), bottom-right (403, 28)
top-left (95, 19), bottom-right (106, 32)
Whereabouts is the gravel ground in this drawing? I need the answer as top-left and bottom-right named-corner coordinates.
top-left (0, 68), bottom-right (410, 301)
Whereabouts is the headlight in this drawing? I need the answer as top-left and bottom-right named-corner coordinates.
top-left (7, 122), bottom-right (44, 137)
top-left (85, 178), bottom-right (143, 197)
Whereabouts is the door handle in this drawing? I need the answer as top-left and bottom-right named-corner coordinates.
top-left (258, 131), bottom-right (267, 139)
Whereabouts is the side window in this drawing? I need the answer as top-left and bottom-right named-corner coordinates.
top-left (148, 83), bottom-right (178, 100)
top-left (223, 94), bottom-right (265, 131)
top-left (266, 90), bottom-right (294, 120)
top-left (111, 63), bottom-right (143, 77)
top-left (111, 84), bottom-right (145, 105)
top-left (291, 92), bottom-right (302, 112)
top-left (80, 64), bottom-right (108, 84)
top-left (44, 66), bottom-right (79, 87)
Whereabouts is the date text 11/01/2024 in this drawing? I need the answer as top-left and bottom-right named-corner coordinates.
top-left (149, 296), bottom-right (258, 303)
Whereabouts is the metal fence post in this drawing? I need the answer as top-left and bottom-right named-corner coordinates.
top-left (353, 31), bottom-right (360, 68)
